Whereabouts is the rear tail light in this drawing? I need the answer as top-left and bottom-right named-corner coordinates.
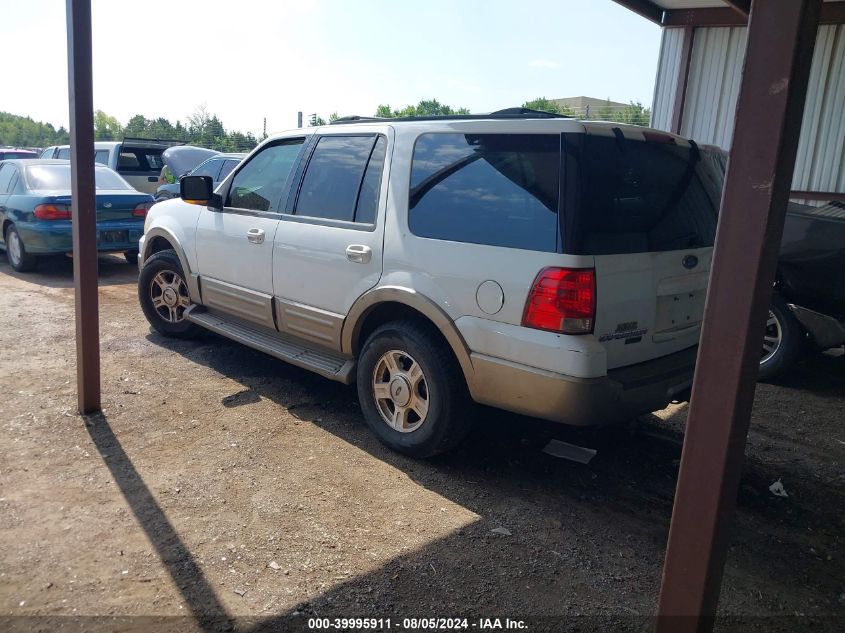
top-left (33, 203), bottom-right (72, 220)
top-left (132, 202), bottom-right (153, 218)
top-left (522, 267), bottom-right (596, 334)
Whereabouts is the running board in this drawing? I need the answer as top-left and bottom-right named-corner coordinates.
top-left (185, 306), bottom-right (355, 384)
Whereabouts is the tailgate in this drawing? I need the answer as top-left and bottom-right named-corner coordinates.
top-left (593, 248), bottom-right (711, 369)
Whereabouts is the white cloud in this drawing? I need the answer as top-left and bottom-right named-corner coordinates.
top-left (529, 59), bottom-right (560, 69)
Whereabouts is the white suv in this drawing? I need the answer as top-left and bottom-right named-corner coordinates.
top-left (137, 111), bottom-right (723, 456)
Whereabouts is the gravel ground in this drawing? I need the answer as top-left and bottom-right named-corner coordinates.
top-left (0, 255), bottom-right (842, 632)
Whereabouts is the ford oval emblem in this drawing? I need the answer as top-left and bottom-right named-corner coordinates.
top-left (682, 255), bottom-right (699, 270)
top-left (103, 202), bottom-right (112, 208)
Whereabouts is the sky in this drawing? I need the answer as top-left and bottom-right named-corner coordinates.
top-left (1, 0), bottom-right (662, 137)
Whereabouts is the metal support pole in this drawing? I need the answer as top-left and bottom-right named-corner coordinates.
top-left (671, 26), bottom-right (695, 135)
top-left (655, 2), bottom-right (821, 632)
top-left (66, 0), bottom-right (101, 414)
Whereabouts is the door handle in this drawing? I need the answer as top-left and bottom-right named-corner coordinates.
top-left (346, 244), bottom-right (372, 264)
top-left (247, 228), bottom-right (265, 244)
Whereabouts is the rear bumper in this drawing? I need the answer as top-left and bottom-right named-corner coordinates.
top-left (469, 346), bottom-right (697, 426)
top-left (15, 219), bottom-right (144, 254)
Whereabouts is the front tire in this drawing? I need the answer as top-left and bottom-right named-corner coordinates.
top-left (357, 320), bottom-right (472, 457)
top-left (123, 249), bottom-right (139, 265)
top-left (5, 224), bottom-right (38, 272)
top-left (138, 249), bottom-right (201, 338)
top-left (758, 294), bottom-right (805, 381)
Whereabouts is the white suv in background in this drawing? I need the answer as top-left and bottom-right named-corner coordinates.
top-left (137, 110), bottom-right (723, 456)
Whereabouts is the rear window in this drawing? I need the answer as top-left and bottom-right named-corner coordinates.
top-left (117, 147), bottom-right (164, 173)
top-left (0, 151), bottom-right (37, 160)
top-left (409, 133), bottom-right (560, 252)
top-left (564, 133), bottom-right (723, 255)
top-left (25, 164), bottom-right (132, 191)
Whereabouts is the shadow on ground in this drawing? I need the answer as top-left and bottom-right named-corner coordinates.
top-left (136, 329), bottom-right (843, 632)
top-left (0, 253), bottom-right (137, 288)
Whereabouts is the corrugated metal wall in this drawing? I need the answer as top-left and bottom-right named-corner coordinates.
top-left (680, 27), bottom-right (747, 149)
top-left (650, 28), bottom-right (684, 132)
top-left (794, 24), bottom-right (845, 194)
top-left (651, 24), bottom-right (845, 195)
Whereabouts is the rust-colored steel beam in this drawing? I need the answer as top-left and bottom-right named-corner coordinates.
top-left (663, 7), bottom-right (747, 28)
top-left (663, 3), bottom-right (845, 28)
top-left (724, 0), bottom-right (751, 16)
top-left (655, 1), bottom-right (822, 632)
top-left (612, 0), bottom-right (663, 25)
top-left (790, 190), bottom-right (845, 202)
top-left (671, 27), bottom-right (695, 135)
top-left (66, 0), bottom-right (101, 414)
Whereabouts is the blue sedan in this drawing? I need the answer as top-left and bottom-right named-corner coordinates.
top-left (0, 159), bottom-right (154, 272)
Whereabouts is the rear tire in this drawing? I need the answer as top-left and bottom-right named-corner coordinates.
top-left (138, 249), bottom-right (201, 338)
top-left (5, 224), bottom-right (37, 272)
top-left (758, 294), bottom-right (805, 381)
top-left (123, 249), bottom-right (139, 265)
top-left (357, 320), bottom-right (473, 457)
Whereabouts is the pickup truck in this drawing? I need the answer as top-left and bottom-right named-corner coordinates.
top-left (40, 139), bottom-right (172, 195)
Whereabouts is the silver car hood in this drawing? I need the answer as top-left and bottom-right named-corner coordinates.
top-left (162, 146), bottom-right (219, 177)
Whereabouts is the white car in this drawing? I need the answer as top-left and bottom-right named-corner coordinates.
top-left (136, 110), bottom-right (723, 456)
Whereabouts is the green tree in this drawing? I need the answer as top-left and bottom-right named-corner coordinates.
top-left (93, 110), bottom-right (123, 140)
top-left (0, 112), bottom-right (69, 147)
top-left (124, 114), bottom-right (151, 137)
top-left (375, 99), bottom-right (470, 118)
top-left (521, 97), bottom-right (577, 117)
top-left (593, 101), bottom-right (651, 126)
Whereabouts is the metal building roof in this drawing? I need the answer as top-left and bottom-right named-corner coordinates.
top-left (614, 0), bottom-right (845, 27)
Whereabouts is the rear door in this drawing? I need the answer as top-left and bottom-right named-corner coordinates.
top-left (566, 130), bottom-right (724, 369)
top-left (271, 130), bottom-right (390, 348)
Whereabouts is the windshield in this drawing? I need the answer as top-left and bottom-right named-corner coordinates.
top-left (25, 164), bottom-right (133, 191)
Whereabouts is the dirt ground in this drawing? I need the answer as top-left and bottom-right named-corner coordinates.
top-left (0, 255), bottom-right (843, 633)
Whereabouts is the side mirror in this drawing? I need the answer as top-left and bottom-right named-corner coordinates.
top-left (180, 175), bottom-right (222, 208)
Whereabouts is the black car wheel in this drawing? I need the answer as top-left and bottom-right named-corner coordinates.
top-left (5, 224), bottom-right (37, 272)
top-left (123, 249), bottom-right (140, 265)
top-left (758, 294), bottom-right (805, 381)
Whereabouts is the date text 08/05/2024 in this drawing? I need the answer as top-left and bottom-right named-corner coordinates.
top-left (307, 617), bottom-right (528, 630)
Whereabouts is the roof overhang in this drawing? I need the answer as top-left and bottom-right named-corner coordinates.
top-left (613, 0), bottom-right (845, 27)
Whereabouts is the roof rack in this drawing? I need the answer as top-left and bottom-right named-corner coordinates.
top-left (330, 107), bottom-right (571, 125)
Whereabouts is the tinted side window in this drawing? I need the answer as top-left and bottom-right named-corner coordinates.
top-left (0, 164), bottom-right (14, 193)
top-left (57, 148), bottom-right (71, 160)
top-left (409, 133), bottom-right (560, 252)
top-left (354, 137), bottom-right (386, 224)
top-left (8, 171), bottom-right (22, 194)
top-left (295, 135), bottom-right (379, 222)
top-left (218, 159), bottom-right (239, 181)
top-left (94, 149), bottom-right (109, 165)
top-left (193, 159), bottom-right (223, 180)
top-left (565, 134), bottom-right (722, 255)
top-left (227, 140), bottom-right (304, 212)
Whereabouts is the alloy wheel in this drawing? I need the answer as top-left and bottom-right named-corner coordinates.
top-left (372, 349), bottom-right (430, 432)
top-left (761, 310), bottom-right (782, 364)
top-left (150, 270), bottom-right (190, 323)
